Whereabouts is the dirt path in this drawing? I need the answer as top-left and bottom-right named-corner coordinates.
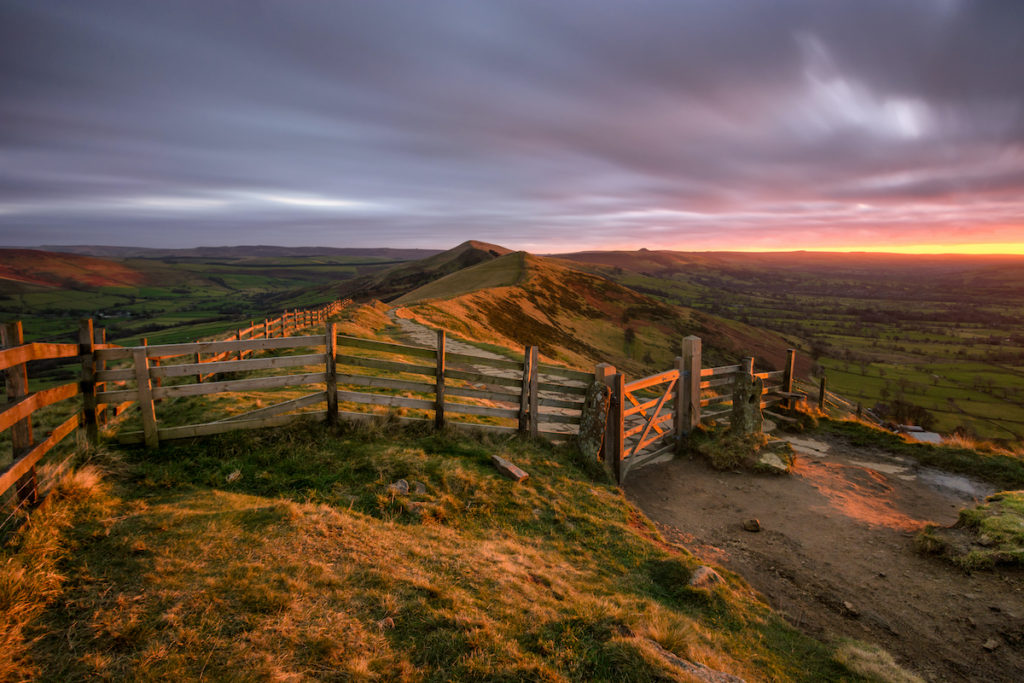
top-left (627, 436), bottom-right (1024, 682)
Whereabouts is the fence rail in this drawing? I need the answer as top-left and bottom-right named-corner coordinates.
top-left (0, 298), bottom-right (347, 534)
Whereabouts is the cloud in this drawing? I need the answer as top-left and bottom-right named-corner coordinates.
top-left (0, 0), bottom-right (1021, 250)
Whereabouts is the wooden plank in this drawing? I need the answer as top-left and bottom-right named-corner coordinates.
top-left (0, 382), bottom-right (80, 434)
top-left (326, 323), bottom-right (338, 425)
top-left (151, 353), bottom-right (327, 378)
top-left (147, 334), bottom-right (326, 357)
top-left (446, 350), bottom-right (523, 371)
top-left (700, 395), bottom-right (731, 407)
top-left (435, 330), bottom-right (445, 428)
top-left (153, 372), bottom-right (327, 399)
top-left (701, 407), bottom-right (731, 420)
top-left (94, 367), bottom-right (135, 382)
top-left (132, 347), bottom-right (158, 448)
top-left (624, 394), bottom-right (665, 418)
top-left (95, 346), bottom-right (132, 360)
top-left (445, 368), bottom-right (522, 389)
top-left (336, 390), bottom-right (435, 411)
top-left (0, 412), bottom-right (80, 494)
top-left (700, 376), bottom-right (735, 389)
top-left (120, 410), bottom-right (327, 444)
top-left (536, 380), bottom-right (587, 396)
top-left (624, 368), bottom-right (679, 394)
top-left (610, 374), bottom-right (625, 483)
top-left (448, 384), bottom-right (519, 403)
top-left (218, 391), bottom-right (327, 423)
top-left (630, 425), bottom-right (676, 455)
top-left (444, 402), bottom-right (519, 419)
top-left (536, 412), bottom-right (582, 425)
top-left (763, 409), bottom-right (799, 424)
top-left (0, 342), bottom-right (81, 371)
top-left (1, 322), bottom-right (37, 504)
top-left (338, 373), bottom-right (436, 395)
top-left (624, 441), bottom-right (676, 473)
top-left (334, 409), bottom-right (522, 436)
top-left (535, 363), bottom-right (592, 382)
top-left (624, 411), bottom-right (673, 439)
top-left (701, 365), bottom-right (741, 377)
top-left (537, 396), bottom-right (583, 410)
top-left (336, 335), bottom-right (437, 360)
top-left (683, 336), bottom-right (701, 430)
top-left (518, 345), bottom-right (531, 435)
top-left (337, 354), bottom-right (436, 377)
top-left (95, 387), bottom-right (138, 403)
top-left (528, 346), bottom-right (539, 438)
top-left (756, 370), bottom-right (786, 381)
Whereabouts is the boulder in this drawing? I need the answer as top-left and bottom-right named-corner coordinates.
top-left (730, 372), bottom-right (764, 436)
top-left (688, 565), bottom-right (725, 588)
top-left (387, 479), bottom-right (409, 495)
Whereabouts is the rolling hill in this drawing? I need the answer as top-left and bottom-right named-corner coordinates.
top-left (0, 249), bottom-right (146, 289)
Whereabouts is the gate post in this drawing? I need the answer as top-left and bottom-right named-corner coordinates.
top-left (2, 321), bottom-right (38, 505)
top-left (783, 348), bottom-right (796, 408)
top-left (78, 318), bottom-right (99, 447)
top-left (435, 330), bottom-right (446, 429)
top-left (609, 373), bottom-right (625, 484)
top-left (682, 336), bottom-right (701, 430)
top-left (594, 363), bottom-right (615, 460)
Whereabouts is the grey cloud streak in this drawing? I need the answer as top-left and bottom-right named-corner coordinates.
top-left (1, 0), bottom-right (1022, 250)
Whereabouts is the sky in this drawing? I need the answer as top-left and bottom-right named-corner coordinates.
top-left (1, 0), bottom-right (1023, 253)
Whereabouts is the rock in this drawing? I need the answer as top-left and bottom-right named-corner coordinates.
top-left (644, 637), bottom-right (746, 682)
top-left (689, 566), bottom-right (725, 589)
top-left (730, 371), bottom-right (764, 436)
top-left (983, 638), bottom-right (1000, 651)
top-left (843, 601), bottom-right (860, 618)
top-left (410, 480), bottom-right (427, 495)
top-left (742, 518), bottom-right (762, 532)
top-left (226, 469), bottom-right (241, 483)
top-left (376, 617), bottom-right (395, 631)
top-left (491, 455), bottom-right (529, 482)
top-left (388, 479), bottom-right (409, 495)
top-left (577, 381), bottom-right (611, 462)
top-left (977, 533), bottom-right (994, 547)
top-left (757, 451), bottom-right (789, 474)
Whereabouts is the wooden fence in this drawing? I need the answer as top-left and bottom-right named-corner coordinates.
top-left (599, 337), bottom-right (803, 483)
top-left (0, 298), bottom-right (346, 532)
top-left (107, 327), bottom-right (591, 447)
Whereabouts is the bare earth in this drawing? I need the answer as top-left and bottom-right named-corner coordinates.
top-left (626, 436), bottom-right (1024, 682)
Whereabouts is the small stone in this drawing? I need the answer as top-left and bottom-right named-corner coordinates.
top-left (376, 617), bottom-right (395, 631)
top-left (688, 566), bottom-right (724, 589)
top-left (491, 455), bottom-right (529, 482)
top-left (983, 638), bottom-right (1000, 652)
top-left (877, 572), bottom-right (886, 578)
top-left (742, 518), bottom-right (762, 532)
top-left (226, 469), bottom-right (241, 483)
top-left (388, 479), bottom-right (409, 495)
top-left (757, 451), bottom-right (789, 473)
top-left (410, 480), bottom-right (427, 495)
top-left (843, 601), bottom-right (860, 618)
top-left (977, 534), bottom-right (994, 547)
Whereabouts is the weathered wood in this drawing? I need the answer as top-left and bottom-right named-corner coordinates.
top-left (535, 412), bottom-right (582, 425)
top-left (435, 330), bottom-right (446, 428)
top-left (132, 347), bottom-right (158, 449)
top-left (536, 363), bottom-right (593, 382)
top-left (700, 376), bottom-right (737, 389)
top-left (337, 354), bottom-right (436, 377)
top-left (94, 367), bottom-right (136, 382)
top-left (630, 378), bottom-right (675, 451)
top-left (152, 353), bottom-right (327, 378)
top-left (447, 384), bottom-right (519, 403)
top-left (339, 373), bottom-right (436, 395)
top-left (518, 345), bottom-right (532, 434)
top-left (0, 341), bottom-right (81, 372)
top-left (624, 393), bottom-right (673, 418)
top-left (782, 348), bottom-right (796, 409)
top-left (682, 336), bottom-right (701, 430)
top-left (755, 370), bottom-right (786, 381)
top-left (446, 350), bottom-right (523, 371)
top-left (763, 409), bottom-right (799, 424)
top-left (120, 410), bottom-right (327, 444)
top-left (95, 334), bottom-right (325, 361)
top-left (445, 368), bottom-right (522, 389)
top-left (700, 395), bottom-right (731, 407)
top-left (325, 323), bottom-right (338, 425)
top-left (630, 424), bottom-right (676, 455)
top-left (336, 335), bottom-right (437, 360)
top-left (536, 380), bottom-right (587, 396)
top-left (2, 322), bottom-right (36, 504)
top-left (624, 368), bottom-right (679, 394)
top-left (594, 363), bottom-right (616, 463)
top-left (336, 390), bottom-right (436, 411)
top-left (528, 346), bottom-right (539, 438)
top-left (536, 395), bottom-right (584, 410)
top-left (624, 411), bottom-right (673, 439)
top-left (444, 402), bottom-right (519, 419)
top-left (674, 356), bottom-right (685, 437)
top-left (491, 455), bottom-right (528, 482)
top-left (701, 364), bottom-right (741, 377)
top-left (0, 382), bottom-right (80, 435)
top-left (0, 412), bottom-right (80, 495)
top-left (153, 372), bottom-right (327, 399)
top-left (218, 391), bottom-right (327, 423)
top-left (819, 375), bottom-right (827, 411)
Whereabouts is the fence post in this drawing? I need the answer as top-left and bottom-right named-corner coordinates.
top-left (528, 346), bottom-right (539, 438)
top-left (609, 373), bottom-right (625, 484)
top-left (819, 375), bottom-right (827, 412)
top-left (132, 347), bottom-right (158, 449)
top-left (264, 318), bottom-right (271, 339)
top-left (326, 323), bottom-right (338, 425)
top-left (94, 327), bottom-right (107, 426)
top-left (682, 336), bottom-right (701, 430)
top-left (594, 363), bottom-right (615, 460)
top-left (77, 318), bottom-right (99, 447)
top-left (673, 355), bottom-right (685, 438)
top-left (195, 351), bottom-right (203, 383)
top-left (783, 348), bottom-right (796, 408)
top-left (236, 329), bottom-right (243, 361)
top-left (519, 345), bottom-right (533, 435)
top-left (435, 330), bottom-right (446, 428)
top-left (2, 321), bottom-right (37, 505)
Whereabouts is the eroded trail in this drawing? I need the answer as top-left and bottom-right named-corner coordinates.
top-left (627, 436), bottom-right (1024, 682)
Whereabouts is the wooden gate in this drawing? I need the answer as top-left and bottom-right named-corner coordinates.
top-left (604, 368), bottom-right (683, 483)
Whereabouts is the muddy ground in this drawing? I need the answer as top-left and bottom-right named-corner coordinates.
top-left (627, 435), bottom-right (1024, 682)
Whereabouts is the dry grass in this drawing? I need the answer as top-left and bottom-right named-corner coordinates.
top-left (0, 423), bottom-right (871, 681)
top-left (834, 640), bottom-right (925, 683)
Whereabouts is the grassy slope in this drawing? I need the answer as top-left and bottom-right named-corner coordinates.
top-left (3, 425), bottom-right (868, 681)
top-left (394, 253), bottom-right (797, 377)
